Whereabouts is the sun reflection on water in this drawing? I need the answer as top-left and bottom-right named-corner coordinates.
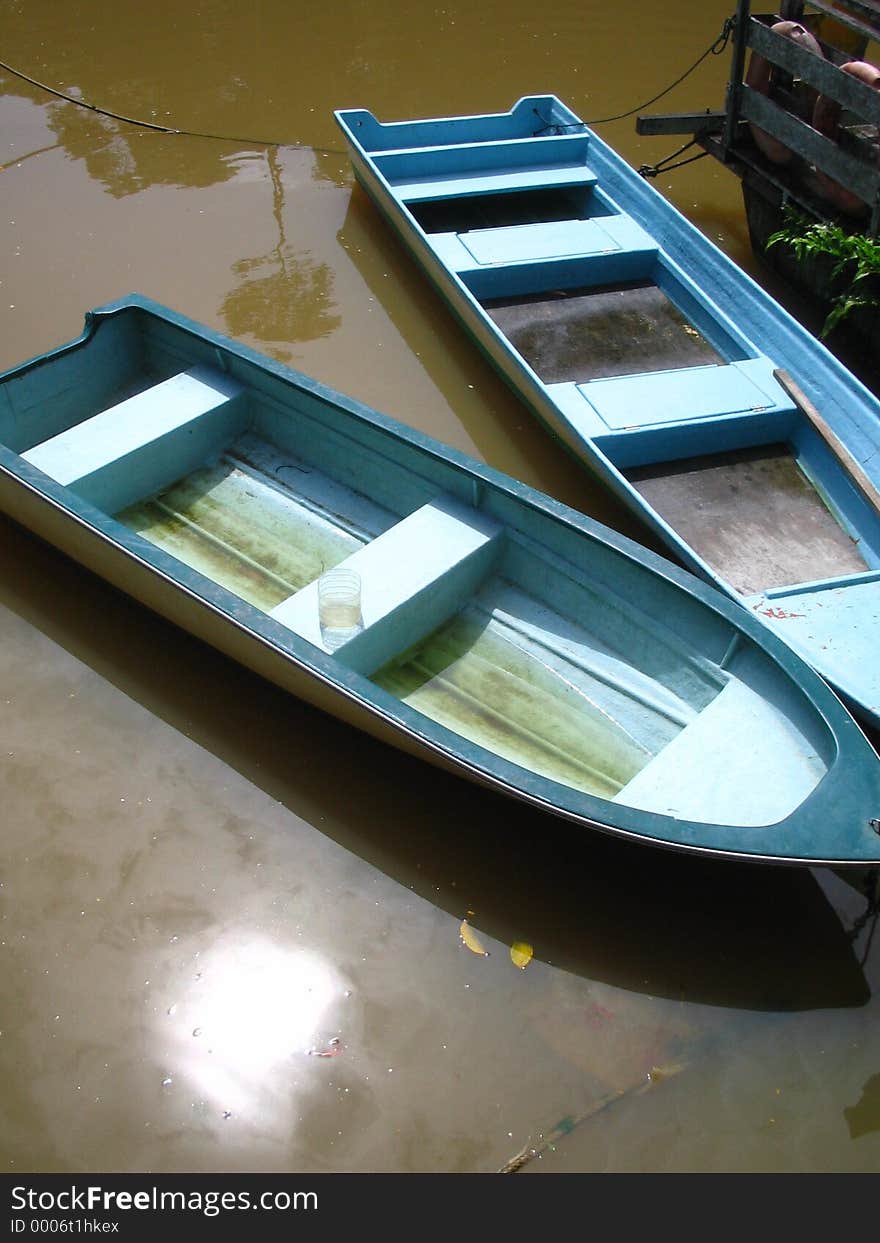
top-left (161, 936), bottom-right (345, 1118)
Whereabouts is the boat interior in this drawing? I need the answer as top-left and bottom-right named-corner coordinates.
top-left (0, 305), bottom-right (834, 828)
top-left (337, 99), bottom-right (880, 699)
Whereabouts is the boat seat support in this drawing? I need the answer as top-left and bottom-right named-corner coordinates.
top-left (270, 494), bottom-right (503, 675)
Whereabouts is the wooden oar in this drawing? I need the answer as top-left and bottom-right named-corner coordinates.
top-left (773, 368), bottom-right (880, 514)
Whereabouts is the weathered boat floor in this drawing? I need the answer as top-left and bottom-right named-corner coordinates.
top-left (374, 579), bottom-right (689, 801)
top-left (628, 446), bottom-right (867, 596)
top-left (484, 282), bottom-right (723, 383)
top-left (407, 185), bottom-right (605, 233)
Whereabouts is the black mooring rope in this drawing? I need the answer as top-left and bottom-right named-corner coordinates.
top-left (2, 14), bottom-right (737, 171)
top-left (0, 55), bottom-right (345, 155)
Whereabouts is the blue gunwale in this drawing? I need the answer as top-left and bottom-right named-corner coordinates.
top-left (335, 96), bottom-right (880, 727)
top-left (0, 294), bottom-right (879, 866)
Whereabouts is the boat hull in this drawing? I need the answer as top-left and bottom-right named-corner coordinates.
top-left (1, 296), bottom-right (879, 866)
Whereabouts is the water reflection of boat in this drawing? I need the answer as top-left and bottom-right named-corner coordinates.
top-left (1, 295), bottom-right (879, 865)
top-left (335, 94), bottom-right (880, 730)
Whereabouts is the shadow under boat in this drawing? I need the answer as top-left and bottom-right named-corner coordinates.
top-left (0, 513), bottom-right (871, 1015)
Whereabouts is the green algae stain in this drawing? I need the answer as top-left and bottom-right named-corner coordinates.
top-left (117, 459), bottom-right (363, 611)
top-left (375, 611), bottom-right (659, 799)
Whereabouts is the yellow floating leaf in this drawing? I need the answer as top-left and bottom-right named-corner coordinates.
top-left (459, 919), bottom-right (490, 957)
top-left (510, 941), bottom-right (533, 970)
top-left (645, 1061), bottom-right (688, 1086)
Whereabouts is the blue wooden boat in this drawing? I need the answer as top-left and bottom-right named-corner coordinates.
top-left (335, 96), bottom-right (880, 729)
top-left (1, 295), bottom-right (878, 866)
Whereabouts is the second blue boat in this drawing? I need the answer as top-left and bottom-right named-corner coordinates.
top-left (335, 95), bottom-right (880, 728)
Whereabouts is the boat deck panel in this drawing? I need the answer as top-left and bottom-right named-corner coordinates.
top-left (456, 214), bottom-right (657, 270)
top-left (552, 359), bottom-right (794, 452)
top-left (484, 282), bottom-right (724, 383)
top-left (612, 677), bottom-right (826, 826)
top-left (748, 575), bottom-right (880, 719)
top-left (459, 218), bottom-right (622, 265)
top-left (628, 445), bottom-right (868, 595)
top-left (578, 362), bottom-right (777, 431)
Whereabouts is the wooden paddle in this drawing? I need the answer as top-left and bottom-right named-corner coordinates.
top-left (774, 367), bottom-right (880, 514)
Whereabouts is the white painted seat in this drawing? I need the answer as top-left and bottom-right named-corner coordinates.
top-left (393, 164), bottom-right (597, 203)
top-left (23, 367), bottom-right (243, 484)
top-left (271, 493), bottom-right (502, 674)
top-left (22, 366), bottom-right (246, 512)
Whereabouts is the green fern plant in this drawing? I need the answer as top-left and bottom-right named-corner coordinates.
top-left (766, 207), bottom-right (880, 337)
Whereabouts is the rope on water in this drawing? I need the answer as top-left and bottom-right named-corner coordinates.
top-left (532, 12), bottom-right (736, 146)
top-left (3, 15), bottom-right (738, 163)
top-left (0, 56), bottom-right (345, 155)
top-left (584, 14), bottom-right (736, 125)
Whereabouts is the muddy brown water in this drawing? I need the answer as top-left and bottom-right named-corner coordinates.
top-left (1, 0), bottom-right (879, 1174)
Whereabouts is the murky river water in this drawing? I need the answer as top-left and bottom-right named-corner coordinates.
top-left (1, 0), bottom-right (879, 1173)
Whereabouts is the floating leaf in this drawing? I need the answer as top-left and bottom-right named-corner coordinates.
top-left (645, 1060), bottom-right (688, 1086)
top-left (459, 919), bottom-right (490, 957)
top-left (510, 941), bottom-right (534, 970)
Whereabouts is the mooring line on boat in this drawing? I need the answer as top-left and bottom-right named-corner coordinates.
top-left (531, 14), bottom-right (735, 134)
top-left (0, 56), bottom-right (346, 156)
top-left (583, 14), bottom-right (736, 126)
top-left (637, 138), bottom-right (710, 180)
